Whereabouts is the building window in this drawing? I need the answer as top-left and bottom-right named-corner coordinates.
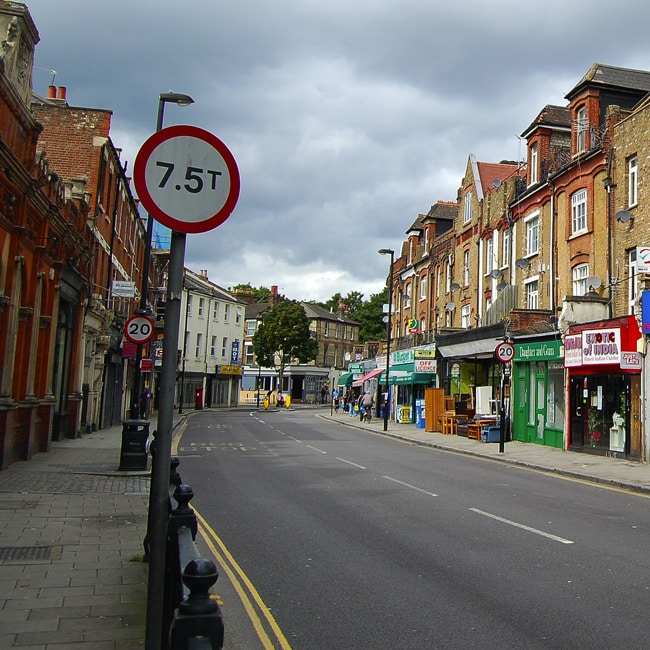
top-left (463, 191), bottom-right (473, 224)
top-left (245, 342), bottom-right (255, 365)
top-left (221, 337), bottom-right (228, 357)
top-left (576, 106), bottom-right (587, 153)
top-left (420, 275), bottom-right (427, 300)
top-left (502, 229), bottom-right (510, 268)
top-left (629, 155), bottom-right (638, 208)
top-left (461, 304), bottom-right (471, 328)
top-left (212, 301), bottom-right (219, 320)
top-left (628, 249), bottom-right (638, 314)
top-left (195, 333), bottom-right (203, 358)
top-left (187, 294), bottom-right (193, 316)
top-left (210, 335), bottom-right (217, 357)
top-left (224, 304), bottom-right (230, 321)
top-left (198, 297), bottom-right (205, 317)
top-left (571, 189), bottom-right (587, 235)
top-left (486, 238), bottom-right (494, 275)
top-left (446, 257), bottom-right (452, 293)
top-left (245, 319), bottom-right (256, 336)
top-left (572, 263), bottom-right (589, 296)
top-left (525, 279), bottom-right (539, 309)
top-left (529, 143), bottom-right (538, 185)
top-left (404, 285), bottom-right (411, 308)
top-left (463, 249), bottom-right (470, 286)
top-left (236, 306), bottom-right (242, 324)
top-left (525, 213), bottom-right (539, 256)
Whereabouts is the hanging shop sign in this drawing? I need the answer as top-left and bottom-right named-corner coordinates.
top-left (414, 358), bottom-right (437, 373)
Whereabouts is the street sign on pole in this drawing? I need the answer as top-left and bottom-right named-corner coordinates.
top-left (495, 341), bottom-right (515, 364)
top-left (124, 315), bottom-right (155, 344)
top-left (133, 125), bottom-right (240, 234)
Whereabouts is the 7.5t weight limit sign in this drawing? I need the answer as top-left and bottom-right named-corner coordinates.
top-left (133, 125), bottom-right (240, 234)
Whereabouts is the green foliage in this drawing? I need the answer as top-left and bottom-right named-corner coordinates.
top-left (353, 289), bottom-right (387, 342)
top-left (252, 300), bottom-right (318, 381)
top-left (230, 283), bottom-right (271, 302)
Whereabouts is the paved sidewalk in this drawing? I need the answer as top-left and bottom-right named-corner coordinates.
top-left (321, 410), bottom-right (650, 494)
top-left (2, 407), bottom-right (650, 649)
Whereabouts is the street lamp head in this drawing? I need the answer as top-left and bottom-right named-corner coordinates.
top-left (378, 248), bottom-right (394, 256)
top-left (159, 91), bottom-right (195, 107)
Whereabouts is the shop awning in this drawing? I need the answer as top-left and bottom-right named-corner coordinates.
top-left (379, 363), bottom-right (434, 385)
top-left (437, 337), bottom-right (502, 359)
top-left (337, 371), bottom-right (353, 387)
top-left (359, 367), bottom-right (384, 382)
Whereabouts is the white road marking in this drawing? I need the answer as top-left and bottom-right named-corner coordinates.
top-left (336, 457), bottom-right (367, 470)
top-left (469, 507), bottom-right (574, 544)
top-left (382, 475), bottom-right (438, 497)
top-left (306, 444), bottom-right (327, 454)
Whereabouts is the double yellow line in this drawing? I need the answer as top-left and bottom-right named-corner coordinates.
top-left (172, 419), bottom-right (292, 649)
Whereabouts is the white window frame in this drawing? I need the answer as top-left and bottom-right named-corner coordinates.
top-left (463, 249), bottom-right (470, 286)
top-left (571, 189), bottom-right (587, 235)
top-left (463, 191), bottom-right (473, 224)
top-left (502, 229), bottom-right (510, 269)
top-left (461, 304), bottom-right (472, 328)
top-left (572, 263), bottom-right (589, 296)
top-left (245, 342), bottom-right (255, 365)
top-left (420, 274), bottom-right (427, 301)
top-left (224, 304), bottom-right (230, 322)
top-left (198, 297), bottom-right (205, 317)
top-left (525, 278), bottom-right (539, 309)
top-left (529, 142), bottom-right (538, 185)
top-left (221, 336), bottom-right (228, 357)
top-left (629, 155), bottom-right (638, 208)
top-left (236, 306), bottom-right (242, 324)
top-left (629, 249), bottom-right (638, 314)
top-left (195, 332), bottom-right (203, 359)
top-left (245, 319), bottom-right (256, 336)
top-left (212, 301), bottom-right (219, 320)
top-left (576, 106), bottom-right (587, 153)
top-left (525, 212), bottom-right (539, 256)
top-left (210, 335), bottom-right (217, 357)
top-left (485, 238), bottom-right (494, 275)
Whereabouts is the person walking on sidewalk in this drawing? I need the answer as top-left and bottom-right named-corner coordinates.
top-left (360, 391), bottom-right (374, 422)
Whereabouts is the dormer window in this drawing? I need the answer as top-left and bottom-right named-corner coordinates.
top-left (576, 106), bottom-right (587, 153)
top-left (529, 142), bottom-right (538, 185)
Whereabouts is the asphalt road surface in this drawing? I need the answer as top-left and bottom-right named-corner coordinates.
top-left (176, 408), bottom-right (650, 649)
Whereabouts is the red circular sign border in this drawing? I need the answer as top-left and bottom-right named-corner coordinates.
top-left (133, 124), bottom-right (240, 234)
top-left (124, 315), bottom-right (155, 345)
top-left (495, 341), bottom-right (514, 363)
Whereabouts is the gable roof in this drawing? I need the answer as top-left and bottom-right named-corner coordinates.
top-left (520, 104), bottom-right (571, 138)
top-left (475, 161), bottom-right (521, 197)
top-left (566, 63), bottom-right (650, 100)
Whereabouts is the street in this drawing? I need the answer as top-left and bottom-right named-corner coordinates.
top-left (177, 408), bottom-right (650, 649)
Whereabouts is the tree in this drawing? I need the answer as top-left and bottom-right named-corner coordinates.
top-left (230, 283), bottom-right (271, 302)
top-left (252, 300), bottom-right (318, 386)
top-left (353, 289), bottom-right (387, 342)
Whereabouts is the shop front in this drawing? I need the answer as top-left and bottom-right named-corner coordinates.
top-left (379, 349), bottom-right (435, 423)
top-left (512, 338), bottom-right (564, 448)
top-left (564, 316), bottom-right (642, 458)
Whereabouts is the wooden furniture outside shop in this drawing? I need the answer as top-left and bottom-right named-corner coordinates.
top-left (467, 418), bottom-right (498, 441)
top-left (441, 412), bottom-right (461, 435)
top-left (425, 388), bottom-right (445, 432)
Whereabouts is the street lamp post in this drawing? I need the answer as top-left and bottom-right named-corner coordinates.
top-left (131, 92), bottom-right (194, 419)
top-left (378, 248), bottom-right (394, 432)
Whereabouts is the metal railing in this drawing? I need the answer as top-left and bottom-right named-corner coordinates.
top-left (150, 453), bottom-right (224, 649)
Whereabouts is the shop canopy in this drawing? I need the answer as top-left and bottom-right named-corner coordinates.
top-left (354, 367), bottom-right (384, 386)
top-left (337, 371), bottom-right (353, 387)
top-left (379, 363), bottom-right (433, 385)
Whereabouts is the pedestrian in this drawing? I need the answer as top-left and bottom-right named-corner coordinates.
top-left (320, 385), bottom-right (328, 404)
top-left (360, 391), bottom-right (374, 422)
top-left (277, 391), bottom-right (284, 408)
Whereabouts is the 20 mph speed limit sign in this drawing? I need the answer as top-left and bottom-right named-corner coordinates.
top-left (133, 125), bottom-right (240, 234)
top-left (495, 341), bottom-right (515, 363)
top-left (124, 315), bottom-right (155, 344)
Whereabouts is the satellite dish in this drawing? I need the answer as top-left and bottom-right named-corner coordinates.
top-left (515, 257), bottom-right (530, 269)
top-left (587, 275), bottom-right (602, 290)
top-left (450, 282), bottom-right (461, 292)
top-left (615, 210), bottom-right (632, 223)
top-left (382, 315), bottom-right (389, 323)
top-left (490, 268), bottom-right (503, 279)
top-left (492, 179), bottom-right (502, 188)
top-left (445, 302), bottom-right (456, 312)
top-left (496, 281), bottom-right (508, 292)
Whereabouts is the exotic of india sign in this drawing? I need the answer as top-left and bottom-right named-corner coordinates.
top-left (581, 328), bottom-right (621, 365)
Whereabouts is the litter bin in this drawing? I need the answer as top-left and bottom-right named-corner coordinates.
top-left (118, 419), bottom-right (150, 470)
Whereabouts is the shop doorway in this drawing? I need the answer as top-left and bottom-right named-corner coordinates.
top-left (569, 374), bottom-right (630, 455)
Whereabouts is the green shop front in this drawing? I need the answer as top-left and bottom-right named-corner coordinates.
top-left (512, 338), bottom-right (564, 448)
top-left (380, 349), bottom-right (435, 424)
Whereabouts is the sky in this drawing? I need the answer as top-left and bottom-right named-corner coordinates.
top-left (22, 0), bottom-right (650, 303)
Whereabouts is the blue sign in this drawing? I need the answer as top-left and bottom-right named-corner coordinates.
top-left (643, 292), bottom-right (650, 333)
top-left (231, 340), bottom-right (240, 363)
